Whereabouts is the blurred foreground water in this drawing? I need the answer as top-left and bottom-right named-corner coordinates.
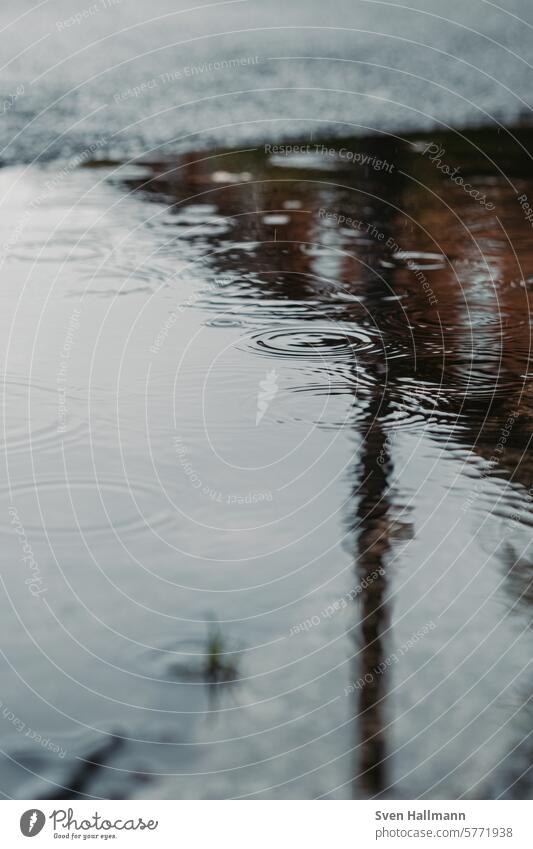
top-left (2, 0), bottom-right (533, 165)
top-left (0, 126), bottom-right (532, 798)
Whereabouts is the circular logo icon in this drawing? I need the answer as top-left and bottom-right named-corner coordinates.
top-left (20, 810), bottom-right (46, 837)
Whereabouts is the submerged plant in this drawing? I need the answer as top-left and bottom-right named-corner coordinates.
top-left (204, 620), bottom-right (241, 684)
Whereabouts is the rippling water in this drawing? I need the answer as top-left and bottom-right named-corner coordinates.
top-left (0, 126), bottom-right (532, 799)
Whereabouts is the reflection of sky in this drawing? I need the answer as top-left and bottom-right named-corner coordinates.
top-left (2, 0), bottom-right (533, 163)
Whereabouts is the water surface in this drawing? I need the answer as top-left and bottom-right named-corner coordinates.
top-left (0, 126), bottom-right (532, 799)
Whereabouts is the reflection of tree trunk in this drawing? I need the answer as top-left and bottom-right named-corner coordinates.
top-left (352, 409), bottom-right (393, 797)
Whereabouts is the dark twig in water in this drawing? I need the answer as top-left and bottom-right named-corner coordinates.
top-left (46, 734), bottom-right (122, 800)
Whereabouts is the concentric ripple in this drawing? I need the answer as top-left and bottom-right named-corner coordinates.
top-left (1, 478), bottom-right (174, 537)
top-left (241, 325), bottom-right (381, 362)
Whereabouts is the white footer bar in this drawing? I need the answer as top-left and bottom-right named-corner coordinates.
top-left (3, 800), bottom-right (531, 848)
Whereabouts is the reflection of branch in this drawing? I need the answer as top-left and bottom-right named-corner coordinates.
top-left (47, 735), bottom-right (122, 800)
